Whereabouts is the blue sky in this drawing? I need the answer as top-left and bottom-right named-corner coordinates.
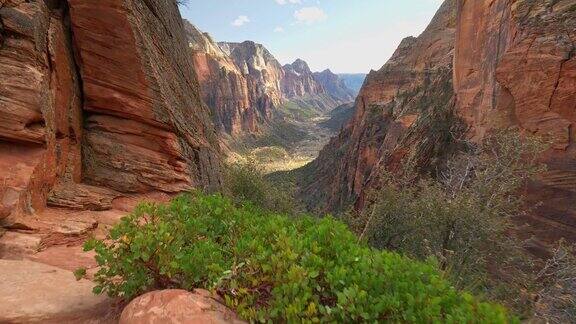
top-left (179, 0), bottom-right (443, 73)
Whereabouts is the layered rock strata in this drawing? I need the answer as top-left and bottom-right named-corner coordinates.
top-left (0, 0), bottom-right (221, 222)
top-left (185, 22), bottom-right (258, 135)
top-left (454, 0), bottom-right (576, 241)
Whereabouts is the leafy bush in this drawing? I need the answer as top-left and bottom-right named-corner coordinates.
top-left (223, 162), bottom-right (297, 215)
top-left (347, 131), bottom-right (547, 313)
top-left (84, 193), bottom-right (513, 323)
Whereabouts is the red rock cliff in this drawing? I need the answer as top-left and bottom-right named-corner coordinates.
top-left (300, 0), bottom-right (576, 244)
top-left (192, 34), bottom-right (355, 138)
top-left (185, 22), bottom-right (259, 136)
top-left (282, 59), bottom-right (324, 98)
top-left (219, 41), bottom-right (285, 120)
top-left (0, 0), bottom-right (221, 222)
top-left (454, 0), bottom-right (576, 241)
top-left (297, 0), bottom-right (457, 212)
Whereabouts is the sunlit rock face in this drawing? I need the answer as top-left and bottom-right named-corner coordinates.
top-left (301, 0), bottom-right (576, 244)
top-left (186, 22), bottom-right (259, 135)
top-left (282, 59), bottom-right (324, 98)
top-left (454, 0), bottom-right (576, 242)
top-left (0, 0), bottom-right (222, 222)
top-left (297, 0), bottom-right (457, 213)
top-left (313, 69), bottom-right (356, 103)
top-left (219, 41), bottom-right (286, 120)
top-left (190, 27), bottom-right (357, 138)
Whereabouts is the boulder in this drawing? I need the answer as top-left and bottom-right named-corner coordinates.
top-left (120, 289), bottom-right (245, 324)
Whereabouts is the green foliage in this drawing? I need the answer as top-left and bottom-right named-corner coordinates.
top-left (250, 146), bottom-right (289, 164)
top-left (223, 162), bottom-right (297, 215)
top-left (279, 100), bottom-right (320, 121)
top-left (84, 192), bottom-right (513, 323)
top-left (73, 267), bottom-right (87, 281)
top-left (347, 131), bottom-right (547, 312)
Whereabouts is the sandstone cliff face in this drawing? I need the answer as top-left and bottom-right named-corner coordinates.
top-left (297, 0), bottom-right (457, 212)
top-left (0, 0), bottom-right (221, 222)
top-left (185, 22), bottom-right (258, 135)
top-left (301, 0), bottom-right (576, 243)
top-left (0, 0), bottom-right (83, 220)
top-left (282, 59), bottom-right (324, 98)
top-left (454, 0), bottom-right (576, 241)
top-left (313, 69), bottom-right (356, 103)
top-left (219, 41), bottom-right (285, 120)
top-left (192, 34), bottom-right (355, 138)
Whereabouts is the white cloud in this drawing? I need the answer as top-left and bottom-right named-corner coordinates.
top-left (294, 7), bottom-right (327, 25)
top-left (274, 26), bottom-right (285, 33)
top-left (275, 0), bottom-right (301, 5)
top-left (231, 15), bottom-right (250, 27)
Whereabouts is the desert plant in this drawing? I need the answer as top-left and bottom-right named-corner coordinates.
top-left (348, 131), bottom-right (547, 300)
top-left (223, 161), bottom-right (297, 215)
top-left (83, 192), bottom-right (514, 323)
top-left (534, 240), bottom-right (576, 323)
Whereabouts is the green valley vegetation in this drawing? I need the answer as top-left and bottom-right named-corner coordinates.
top-left (228, 98), bottom-right (341, 173)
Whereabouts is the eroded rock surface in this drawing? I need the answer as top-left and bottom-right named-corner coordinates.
top-left (186, 21), bottom-right (259, 136)
top-left (454, 0), bottom-right (576, 242)
top-left (282, 59), bottom-right (324, 99)
top-left (189, 25), bottom-right (357, 140)
top-left (0, 0), bottom-right (222, 224)
top-left (0, 259), bottom-right (117, 323)
top-left (300, 0), bottom-right (576, 244)
top-left (0, 0), bottom-right (83, 221)
top-left (120, 289), bottom-right (246, 324)
top-left (0, 1), bottom-right (223, 320)
top-left (219, 41), bottom-right (285, 121)
top-left (298, 0), bottom-right (457, 212)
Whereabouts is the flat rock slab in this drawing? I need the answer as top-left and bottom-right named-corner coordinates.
top-left (27, 244), bottom-right (98, 272)
top-left (0, 260), bottom-right (117, 323)
top-left (0, 231), bottom-right (41, 259)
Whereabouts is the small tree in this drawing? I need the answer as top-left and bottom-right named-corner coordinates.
top-left (223, 161), bottom-right (298, 215)
top-left (348, 131), bottom-right (548, 309)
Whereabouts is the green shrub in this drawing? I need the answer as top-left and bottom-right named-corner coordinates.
top-left (347, 131), bottom-right (547, 314)
top-left (84, 192), bottom-right (514, 323)
top-left (223, 162), bottom-right (297, 215)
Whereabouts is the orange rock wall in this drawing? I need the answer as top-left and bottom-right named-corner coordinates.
top-left (302, 0), bottom-right (576, 244)
top-left (454, 0), bottom-right (576, 241)
top-left (186, 22), bottom-right (259, 135)
top-left (0, 0), bottom-right (82, 219)
top-left (0, 0), bottom-right (221, 221)
top-left (297, 0), bottom-right (457, 212)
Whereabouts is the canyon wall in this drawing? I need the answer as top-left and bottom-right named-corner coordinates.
top-left (0, 0), bottom-right (221, 222)
top-left (300, 0), bottom-right (576, 243)
top-left (298, 0), bottom-right (457, 212)
top-left (282, 59), bottom-right (324, 98)
top-left (454, 0), bottom-right (576, 241)
top-left (185, 22), bottom-right (259, 135)
top-left (313, 69), bottom-right (356, 103)
top-left (187, 24), bottom-right (359, 138)
top-left (219, 41), bottom-right (285, 122)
